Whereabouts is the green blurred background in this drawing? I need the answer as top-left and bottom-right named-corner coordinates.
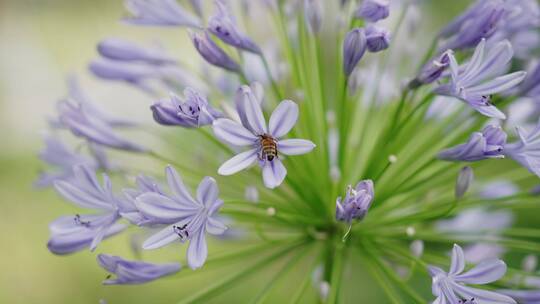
top-left (0, 1), bottom-right (471, 303)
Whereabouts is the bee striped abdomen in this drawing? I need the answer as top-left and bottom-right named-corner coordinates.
top-left (259, 134), bottom-right (278, 161)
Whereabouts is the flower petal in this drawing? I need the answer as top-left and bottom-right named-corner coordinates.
top-left (466, 71), bottom-right (527, 96)
top-left (187, 229), bottom-right (207, 269)
top-left (196, 177), bottom-right (219, 207)
top-left (454, 259), bottom-right (507, 284)
top-left (212, 118), bottom-right (257, 146)
top-left (206, 217), bottom-right (227, 235)
top-left (269, 100), bottom-right (298, 138)
top-left (165, 165), bottom-right (198, 206)
top-left (450, 282), bottom-right (517, 304)
top-left (135, 193), bottom-right (199, 223)
top-left (218, 148), bottom-right (258, 175)
top-left (241, 88), bottom-right (267, 134)
top-left (262, 159), bottom-right (287, 189)
top-left (278, 139), bottom-right (316, 155)
top-left (449, 244), bottom-right (465, 275)
top-left (142, 224), bottom-right (181, 250)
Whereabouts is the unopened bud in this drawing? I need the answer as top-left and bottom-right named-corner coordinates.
top-left (410, 240), bottom-right (424, 258)
top-left (343, 28), bottom-right (367, 77)
top-left (522, 254), bottom-right (538, 272)
top-left (455, 166), bottom-right (474, 199)
top-left (304, 0), bottom-right (323, 34)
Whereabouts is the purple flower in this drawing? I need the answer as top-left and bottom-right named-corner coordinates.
top-left (137, 166), bottom-right (227, 269)
top-left (343, 28), bottom-right (367, 77)
top-left (434, 39), bottom-right (526, 119)
top-left (89, 59), bottom-right (162, 93)
top-left (428, 244), bottom-right (516, 304)
top-left (124, 0), bottom-right (201, 28)
top-left (504, 118), bottom-right (540, 178)
top-left (212, 85), bottom-right (316, 189)
top-left (365, 25), bottom-right (390, 53)
top-left (499, 290), bottom-right (540, 304)
top-left (190, 30), bottom-right (241, 72)
top-left (439, 0), bottom-right (505, 50)
top-left (97, 254), bottom-right (180, 285)
top-left (355, 0), bottom-right (390, 23)
top-left (48, 165), bottom-right (126, 254)
top-left (304, 0), bottom-right (323, 34)
top-left (438, 125), bottom-right (507, 161)
top-left (97, 38), bottom-right (175, 64)
top-left (57, 97), bottom-right (146, 152)
top-left (208, 0), bottom-right (261, 54)
top-left (151, 88), bottom-right (223, 128)
top-left (335, 180), bottom-right (374, 223)
top-left (35, 135), bottom-right (97, 188)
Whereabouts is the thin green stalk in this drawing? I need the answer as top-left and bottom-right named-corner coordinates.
top-left (177, 240), bottom-right (307, 304)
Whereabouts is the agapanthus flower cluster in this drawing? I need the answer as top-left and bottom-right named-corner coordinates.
top-left (38, 0), bottom-right (540, 302)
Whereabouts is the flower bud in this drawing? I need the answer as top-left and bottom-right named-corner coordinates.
top-left (410, 240), bottom-right (424, 258)
top-left (455, 166), bottom-right (474, 199)
top-left (355, 0), bottom-right (390, 23)
top-left (522, 254), bottom-right (538, 272)
top-left (343, 28), bottom-right (367, 77)
top-left (190, 30), bottom-right (241, 72)
top-left (411, 50), bottom-right (451, 88)
top-left (365, 25), bottom-right (390, 53)
top-left (244, 185), bottom-right (259, 203)
top-left (304, 0), bottom-right (323, 34)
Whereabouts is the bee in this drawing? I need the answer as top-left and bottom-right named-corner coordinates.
top-left (259, 134), bottom-right (278, 161)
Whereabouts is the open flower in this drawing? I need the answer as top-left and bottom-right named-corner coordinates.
top-left (48, 165), bottom-right (126, 254)
top-left (97, 254), bottom-right (180, 285)
top-left (434, 39), bottom-right (527, 119)
top-left (438, 125), bottom-right (507, 161)
top-left (428, 244), bottom-right (516, 304)
top-left (212, 85), bottom-right (316, 189)
top-left (136, 166), bottom-right (227, 269)
top-left (151, 88), bottom-right (223, 128)
top-left (335, 180), bottom-right (374, 223)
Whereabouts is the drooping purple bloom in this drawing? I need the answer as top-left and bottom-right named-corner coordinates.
top-left (434, 39), bottom-right (526, 119)
top-left (151, 88), bottom-right (223, 128)
top-left (343, 28), bottom-right (367, 77)
top-left (35, 135), bottom-right (97, 188)
top-left (57, 98), bottom-right (146, 152)
top-left (48, 165), bottom-right (126, 254)
top-left (124, 0), bottom-right (201, 28)
top-left (212, 85), bottom-right (316, 189)
top-left (355, 0), bottom-right (390, 23)
top-left (504, 118), bottom-right (540, 178)
top-left (335, 180), bottom-right (374, 223)
top-left (438, 0), bottom-right (505, 50)
top-left (97, 38), bottom-right (175, 64)
top-left (208, 0), bottom-right (261, 54)
top-left (54, 78), bottom-right (145, 152)
top-left (428, 244), bottom-right (516, 304)
top-left (411, 50), bottom-right (451, 88)
top-left (97, 254), bottom-right (181, 285)
top-left (137, 166), bottom-right (227, 269)
top-left (304, 0), bottom-right (323, 34)
top-left (190, 30), bottom-right (241, 72)
top-left (438, 125), bottom-right (507, 161)
top-left (365, 25), bottom-right (390, 53)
